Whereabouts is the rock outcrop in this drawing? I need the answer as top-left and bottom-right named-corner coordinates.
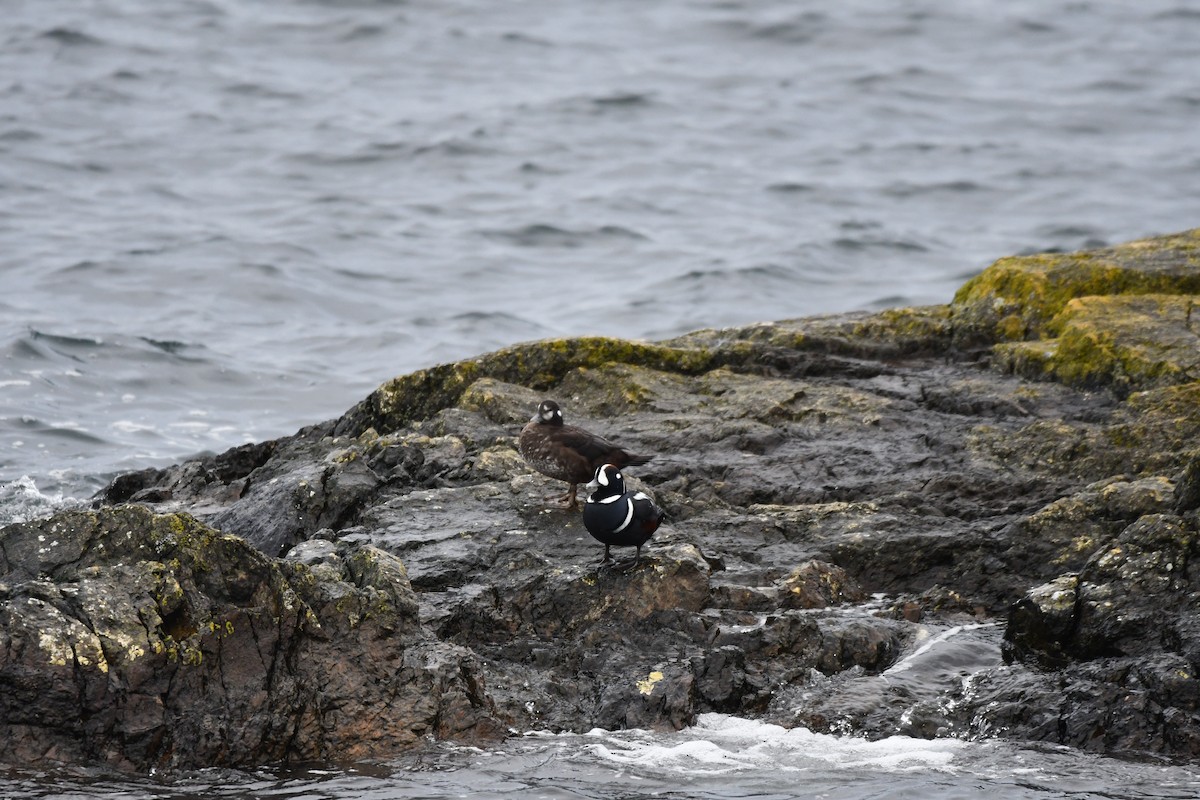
top-left (0, 506), bottom-right (502, 770)
top-left (5, 228), bottom-right (1200, 770)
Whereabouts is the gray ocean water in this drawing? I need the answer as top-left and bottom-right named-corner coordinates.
top-left (3, 0), bottom-right (1200, 796)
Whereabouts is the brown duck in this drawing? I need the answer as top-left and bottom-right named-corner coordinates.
top-left (518, 400), bottom-right (651, 510)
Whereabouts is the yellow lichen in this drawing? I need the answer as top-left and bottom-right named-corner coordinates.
top-left (636, 671), bottom-right (665, 695)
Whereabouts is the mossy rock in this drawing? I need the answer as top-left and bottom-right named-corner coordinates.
top-left (331, 305), bottom-right (971, 441)
top-left (953, 229), bottom-right (1200, 344)
top-left (666, 305), bottom-right (954, 359)
top-left (458, 377), bottom-right (541, 425)
top-left (994, 294), bottom-right (1200, 393)
top-left (1, 504), bottom-right (501, 769)
top-left (969, 382), bottom-right (1200, 482)
top-left (333, 336), bottom-right (719, 437)
top-left (556, 363), bottom-right (694, 417)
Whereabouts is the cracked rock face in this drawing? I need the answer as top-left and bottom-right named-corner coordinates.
top-left (0, 506), bottom-right (503, 771)
top-left (7, 230), bottom-right (1200, 770)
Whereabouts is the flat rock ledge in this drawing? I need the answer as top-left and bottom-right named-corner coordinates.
top-left (5, 228), bottom-right (1200, 771)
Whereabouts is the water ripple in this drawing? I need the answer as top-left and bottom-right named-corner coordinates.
top-left (38, 27), bottom-right (105, 47)
top-left (481, 223), bottom-right (650, 248)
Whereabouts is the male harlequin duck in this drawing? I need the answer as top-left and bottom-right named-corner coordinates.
top-left (518, 400), bottom-right (651, 510)
top-left (582, 463), bottom-right (664, 569)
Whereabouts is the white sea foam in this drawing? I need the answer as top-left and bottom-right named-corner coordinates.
top-left (111, 420), bottom-right (159, 434)
top-left (167, 421), bottom-right (215, 434)
top-left (0, 475), bottom-right (82, 525)
top-left (579, 714), bottom-right (964, 777)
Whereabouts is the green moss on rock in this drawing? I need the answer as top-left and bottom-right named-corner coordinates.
top-left (994, 294), bottom-right (1200, 393)
top-left (953, 229), bottom-right (1200, 344)
top-left (333, 336), bottom-right (720, 437)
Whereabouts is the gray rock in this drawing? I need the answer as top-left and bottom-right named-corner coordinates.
top-left (0, 506), bottom-right (503, 771)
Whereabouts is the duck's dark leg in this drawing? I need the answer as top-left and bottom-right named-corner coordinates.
top-left (617, 545), bottom-right (642, 572)
top-left (550, 483), bottom-right (580, 509)
top-left (598, 544), bottom-right (614, 565)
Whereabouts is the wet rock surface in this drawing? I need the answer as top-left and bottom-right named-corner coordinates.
top-left (5, 229), bottom-right (1200, 770)
top-left (0, 506), bottom-right (502, 771)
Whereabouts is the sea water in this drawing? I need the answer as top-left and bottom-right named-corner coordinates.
top-left (8, 713), bottom-right (1200, 799)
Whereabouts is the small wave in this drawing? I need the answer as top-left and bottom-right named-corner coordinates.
top-left (1035, 223), bottom-right (1103, 240)
top-left (868, 294), bottom-right (914, 308)
top-left (1015, 19), bottom-right (1057, 34)
top-left (500, 31), bottom-right (554, 47)
top-left (669, 263), bottom-right (795, 285)
top-left (552, 92), bottom-right (658, 116)
top-left (712, 13), bottom-right (828, 45)
top-left (38, 27), bottom-right (104, 47)
top-left (833, 236), bottom-right (930, 253)
top-left (16, 329), bottom-right (105, 364)
top-left (0, 476), bottom-right (82, 525)
top-left (481, 223), bottom-right (649, 248)
top-left (0, 128), bottom-right (41, 142)
top-left (448, 310), bottom-right (536, 325)
top-left (1154, 7), bottom-right (1200, 21)
top-left (414, 310), bottom-right (550, 341)
top-left (1081, 78), bottom-right (1144, 93)
top-left (748, 19), bottom-right (824, 44)
top-left (454, 312), bottom-right (549, 339)
top-left (882, 180), bottom-right (985, 198)
top-left (331, 265), bottom-right (413, 284)
top-left (765, 181), bottom-right (816, 194)
top-left (851, 65), bottom-right (942, 88)
top-left (57, 259), bottom-right (110, 275)
top-left (365, 140), bottom-right (408, 155)
top-left (109, 420), bottom-right (156, 435)
top-left (517, 161), bottom-right (566, 176)
top-left (591, 91), bottom-right (655, 107)
top-left (339, 24), bottom-right (387, 42)
top-left (411, 138), bottom-right (494, 159)
top-left (222, 82), bottom-right (304, 101)
top-left (579, 714), bottom-right (963, 776)
top-left (138, 337), bottom-right (194, 356)
top-left (16, 416), bottom-right (109, 446)
top-left (29, 329), bottom-right (105, 349)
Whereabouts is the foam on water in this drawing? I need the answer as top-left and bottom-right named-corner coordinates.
top-left (0, 475), bottom-right (83, 525)
top-left (579, 714), bottom-right (964, 776)
top-left (4, 714), bottom-right (1200, 799)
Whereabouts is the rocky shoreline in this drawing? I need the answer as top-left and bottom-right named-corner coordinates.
top-left (4, 229), bottom-right (1200, 771)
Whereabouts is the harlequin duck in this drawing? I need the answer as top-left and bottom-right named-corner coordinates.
top-left (518, 400), bottom-right (651, 510)
top-left (582, 463), bottom-right (664, 568)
